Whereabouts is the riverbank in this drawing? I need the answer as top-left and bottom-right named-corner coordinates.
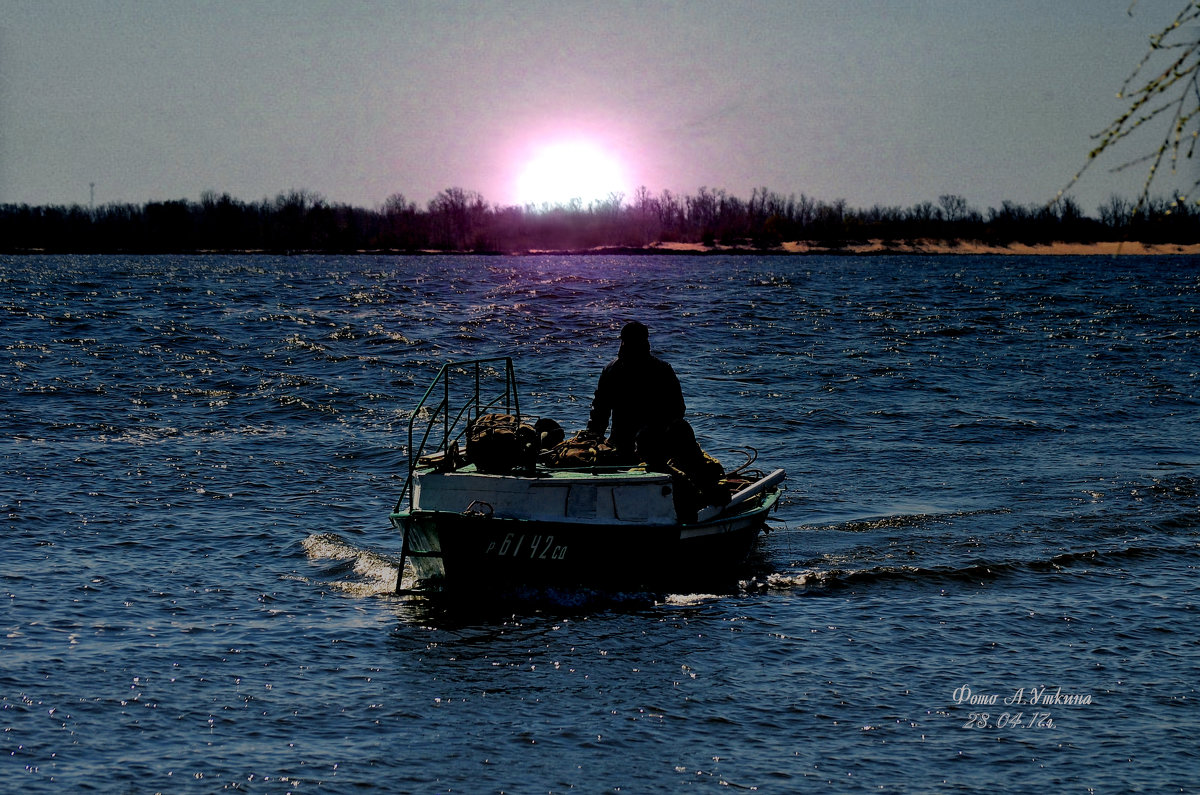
top-left (6, 239), bottom-right (1197, 257)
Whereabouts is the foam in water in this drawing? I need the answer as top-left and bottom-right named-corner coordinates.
top-left (301, 532), bottom-right (404, 595)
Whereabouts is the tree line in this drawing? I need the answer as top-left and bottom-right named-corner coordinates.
top-left (1, 186), bottom-right (1196, 254)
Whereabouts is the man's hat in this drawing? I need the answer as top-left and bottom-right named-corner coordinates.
top-left (620, 321), bottom-right (649, 341)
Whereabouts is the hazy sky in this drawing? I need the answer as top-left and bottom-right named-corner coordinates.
top-left (0, 0), bottom-right (1193, 214)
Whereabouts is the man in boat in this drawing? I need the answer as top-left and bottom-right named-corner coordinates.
top-left (585, 321), bottom-right (685, 464)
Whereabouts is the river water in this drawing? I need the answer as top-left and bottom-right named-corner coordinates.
top-left (2, 254), bottom-right (1198, 792)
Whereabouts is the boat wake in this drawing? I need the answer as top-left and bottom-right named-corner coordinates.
top-left (300, 532), bottom-right (405, 596)
top-left (299, 522), bottom-right (1198, 611)
top-left (752, 537), bottom-right (1200, 594)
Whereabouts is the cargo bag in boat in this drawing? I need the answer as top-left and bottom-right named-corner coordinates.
top-left (542, 429), bottom-right (620, 467)
top-left (466, 413), bottom-right (537, 474)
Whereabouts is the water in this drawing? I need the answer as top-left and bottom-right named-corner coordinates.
top-left (2, 253), bottom-right (1198, 792)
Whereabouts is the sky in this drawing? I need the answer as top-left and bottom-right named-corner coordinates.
top-left (0, 0), bottom-right (1195, 215)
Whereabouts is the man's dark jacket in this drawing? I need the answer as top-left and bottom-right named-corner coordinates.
top-left (587, 351), bottom-right (685, 456)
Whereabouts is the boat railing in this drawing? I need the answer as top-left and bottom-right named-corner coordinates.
top-left (393, 357), bottom-right (520, 513)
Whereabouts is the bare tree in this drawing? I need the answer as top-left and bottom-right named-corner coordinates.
top-left (938, 194), bottom-right (971, 223)
top-left (1061, 1), bottom-right (1200, 211)
top-left (1098, 193), bottom-right (1135, 227)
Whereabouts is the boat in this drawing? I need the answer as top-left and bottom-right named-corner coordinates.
top-left (390, 357), bottom-right (785, 593)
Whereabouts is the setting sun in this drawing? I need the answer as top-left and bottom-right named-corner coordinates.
top-left (514, 140), bottom-right (630, 208)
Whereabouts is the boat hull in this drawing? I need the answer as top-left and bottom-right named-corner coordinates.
top-left (391, 489), bottom-right (779, 593)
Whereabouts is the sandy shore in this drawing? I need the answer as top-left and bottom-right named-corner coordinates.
top-left (648, 240), bottom-right (1200, 256)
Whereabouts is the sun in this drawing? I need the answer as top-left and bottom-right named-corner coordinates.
top-left (514, 140), bottom-right (630, 208)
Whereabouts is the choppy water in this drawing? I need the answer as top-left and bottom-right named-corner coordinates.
top-left (2, 253), bottom-right (1198, 792)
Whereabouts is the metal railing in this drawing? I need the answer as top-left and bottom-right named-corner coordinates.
top-left (392, 357), bottom-right (520, 513)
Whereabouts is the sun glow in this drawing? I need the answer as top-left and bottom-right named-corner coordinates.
top-left (514, 140), bottom-right (630, 208)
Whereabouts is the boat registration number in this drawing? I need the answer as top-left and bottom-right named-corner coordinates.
top-left (486, 533), bottom-right (568, 561)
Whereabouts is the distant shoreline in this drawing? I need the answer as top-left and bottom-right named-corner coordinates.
top-left (6, 239), bottom-right (1199, 257)
top-left (8, 188), bottom-right (1197, 255)
top-left (567, 239), bottom-right (1200, 256)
